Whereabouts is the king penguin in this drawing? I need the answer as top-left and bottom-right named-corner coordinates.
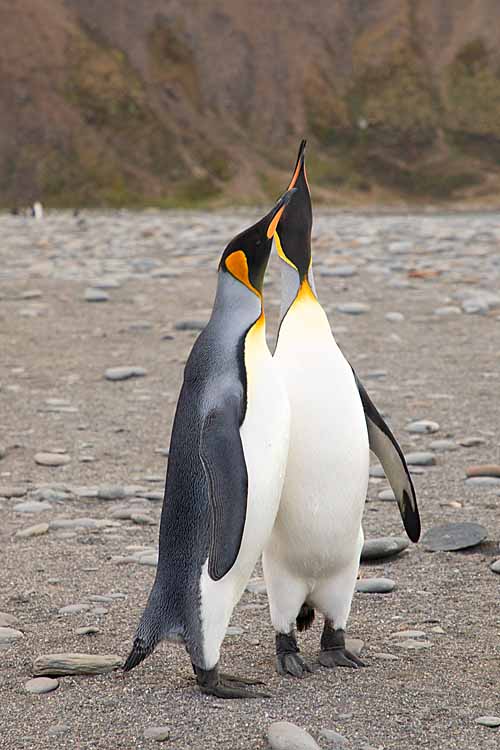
top-left (123, 191), bottom-right (294, 698)
top-left (262, 142), bottom-right (420, 677)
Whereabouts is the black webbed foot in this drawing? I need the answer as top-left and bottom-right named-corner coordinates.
top-left (193, 664), bottom-right (270, 699)
top-left (319, 624), bottom-right (366, 669)
top-left (276, 632), bottom-right (312, 678)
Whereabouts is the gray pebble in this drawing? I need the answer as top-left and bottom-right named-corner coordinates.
top-left (336, 303), bottom-right (371, 315)
top-left (322, 265), bottom-right (357, 278)
top-left (13, 501), bottom-right (52, 513)
top-left (0, 486), bottom-right (27, 497)
top-left (422, 522), bottom-right (487, 552)
top-left (475, 716), bottom-right (500, 728)
top-left (489, 559), bottom-right (500, 574)
top-left (429, 439), bottom-right (457, 452)
top-left (318, 728), bottom-right (349, 747)
top-left (459, 436), bottom-right (485, 448)
top-left (356, 578), bottom-right (395, 594)
top-left (434, 306), bottom-right (461, 316)
top-left (385, 312), bottom-right (404, 322)
top-left (465, 476), bottom-right (500, 487)
top-left (267, 721), bottom-right (320, 750)
top-left (377, 489), bottom-right (395, 501)
top-left (16, 523), bottom-right (49, 538)
top-left (0, 612), bottom-right (19, 628)
top-left (143, 726), bottom-right (170, 742)
top-left (34, 452), bottom-right (70, 467)
top-left (405, 452), bottom-right (436, 466)
top-left (396, 639), bottom-right (432, 650)
top-left (84, 288), bottom-right (109, 302)
top-left (76, 626), bottom-right (100, 635)
top-left (0, 627), bottom-right (24, 643)
top-left (98, 485), bottom-right (127, 500)
top-left (25, 677), bottom-right (59, 695)
top-left (246, 578), bottom-right (267, 595)
top-left (226, 626), bottom-right (243, 636)
top-left (58, 604), bottom-right (92, 615)
top-left (406, 420), bottom-right (440, 434)
top-left (361, 536), bottom-right (408, 561)
top-left (104, 366), bottom-right (147, 381)
top-left (391, 630), bottom-right (426, 639)
top-left (174, 319), bottom-right (206, 331)
top-left (47, 725), bottom-right (71, 736)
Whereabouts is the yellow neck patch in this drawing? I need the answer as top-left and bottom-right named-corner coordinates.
top-left (225, 250), bottom-right (261, 297)
top-left (274, 231), bottom-right (298, 271)
top-left (296, 278), bottom-right (317, 303)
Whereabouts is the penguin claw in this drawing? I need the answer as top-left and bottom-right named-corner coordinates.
top-left (319, 649), bottom-right (366, 669)
top-left (219, 672), bottom-right (265, 686)
top-left (200, 677), bottom-right (271, 700)
top-left (276, 652), bottom-right (312, 678)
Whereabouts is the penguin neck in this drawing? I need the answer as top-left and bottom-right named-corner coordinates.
top-left (279, 258), bottom-right (317, 324)
top-left (211, 270), bottom-right (264, 333)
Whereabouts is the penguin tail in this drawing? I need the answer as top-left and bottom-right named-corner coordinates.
top-left (296, 604), bottom-right (315, 632)
top-left (122, 636), bottom-right (155, 673)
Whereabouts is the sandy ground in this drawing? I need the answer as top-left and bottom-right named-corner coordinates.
top-left (0, 209), bottom-right (499, 750)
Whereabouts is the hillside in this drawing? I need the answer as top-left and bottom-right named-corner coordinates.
top-left (2, 0), bottom-right (500, 207)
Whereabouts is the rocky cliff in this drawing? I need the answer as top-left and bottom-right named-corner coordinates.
top-left (2, 0), bottom-right (500, 207)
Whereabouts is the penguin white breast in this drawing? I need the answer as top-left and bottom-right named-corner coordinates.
top-left (272, 290), bottom-right (369, 576)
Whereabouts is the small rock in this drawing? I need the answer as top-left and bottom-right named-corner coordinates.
top-left (318, 728), bottom-right (348, 747)
top-left (16, 523), bottom-right (49, 538)
top-left (434, 306), bottom-right (461, 316)
top-left (324, 265), bottom-right (357, 278)
top-left (246, 578), bottom-right (267, 595)
top-left (385, 312), bottom-right (404, 322)
top-left (105, 366), bottom-right (147, 381)
top-left (406, 420), bottom-right (440, 434)
top-left (33, 653), bottom-right (123, 676)
top-left (429, 439), bottom-right (457, 452)
top-left (431, 626), bottom-right (445, 634)
top-left (377, 489), bottom-right (395, 501)
top-left (466, 464), bottom-right (500, 478)
top-left (405, 452), bottom-right (436, 466)
top-left (98, 485), bottom-right (127, 500)
top-left (0, 627), bottom-right (24, 643)
top-left (143, 726), bottom-right (170, 742)
top-left (130, 513), bottom-right (155, 526)
top-left (391, 630), bottom-right (426, 639)
top-left (422, 523), bottom-right (487, 552)
top-left (396, 639), bottom-right (431, 650)
top-left (475, 716), bottom-right (500, 728)
top-left (356, 578), bottom-right (395, 594)
top-left (13, 500), bottom-right (52, 513)
top-left (459, 437), bottom-right (485, 448)
top-left (0, 486), bottom-right (27, 497)
top-left (336, 303), bottom-right (371, 315)
top-left (0, 612), bottom-right (20, 628)
top-left (84, 288), bottom-right (109, 302)
top-left (465, 476), bottom-right (500, 487)
top-left (267, 721), bottom-right (320, 750)
top-left (361, 536), bottom-right (408, 561)
top-left (34, 452), bottom-right (70, 467)
top-left (25, 677), bottom-right (59, 695)
top-left (58, 604), bottom-right (92, 615)
top-left (490, 559), bottom-right (500, 574)
top-left (226, 626), bottom-right (243, 636)
top-left (76, 626), bottom-right (100, 635)
top-left (47, 725), bottom-right (71, 736)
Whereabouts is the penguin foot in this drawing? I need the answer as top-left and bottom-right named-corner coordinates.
top-left (319, 624), bottom-right (366, 669)
top-left (193, 664), bottom-right (270, 699)
top-left (276, 632), bottom-right (312, 678)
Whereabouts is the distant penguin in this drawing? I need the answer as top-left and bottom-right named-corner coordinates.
top-left (262, 141), bottom-right (420, 677)
top-left (32, 202), bottom-right (43, 219)
top-left (123, 191), bottom-right (294, 698)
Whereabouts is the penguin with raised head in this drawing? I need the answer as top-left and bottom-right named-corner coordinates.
top-left (263, 142), bottom-right (420, 677)
top-left (123, 191), bottom-right (294, 698)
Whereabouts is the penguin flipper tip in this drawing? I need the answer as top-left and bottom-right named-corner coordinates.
top-left (122, 638), bottom-right (151, 673)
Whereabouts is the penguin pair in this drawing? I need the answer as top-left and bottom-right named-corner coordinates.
top-left (123, 143), bottom-right (420, 697)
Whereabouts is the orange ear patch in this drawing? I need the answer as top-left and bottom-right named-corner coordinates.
top-left (225, 250), bottom-right (260, 296)
top-left (266, 206), bottom-right (285, 239)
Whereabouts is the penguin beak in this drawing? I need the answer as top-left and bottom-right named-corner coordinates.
top-left (266, 188), bottom-right (297, 238)
top-left (287, 139), bottom-right (307, 191)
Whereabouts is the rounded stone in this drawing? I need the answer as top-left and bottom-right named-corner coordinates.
top-left (267, 721), bottom-right (320, 750)
top-left (0, 626), bottom-right (24, 643)
top-left (246, 578), bottom-right (267, 595)
top-left (174, 319), bottom-right (206, 331)
top-left (34, 453), bottom-right (70, 467)
top-left (429, 439), bottom-right (457, 452)
top-left (356, 578), bottom-right (395, 594)
top-left (391, 630), bottom-right (426, 639)
top-left (84, 288), bottom-right (109, 302)
top-left (104, 366), bottom-right (147, 381)
top-left (25, 677), bottom-right (59, 695)
top-left (422, 522), bottom-right (487, 552)
top-left (361, 536), bottom-right (408, 561)
top-left (406, 420), bottom-right (440, 434)
top-left (336, 302), bottom-right (371, 315)
top-left (0, 612), bottom-right (20, 628)
top-left (489, 559), bottom-right (500, 574)
top-left (466, 464), bottom-right (500, 478)
top-left (385, 312), bottom-right (404, 322)
top-left (318, 728), bottom-right (349, 747)
top-left (405, 452), bottom-right (436, 466)
top-left (377, 489), bottom-right (395, 501)
top-left (143, 726), bottom-right (170, 742)
top-left (465, 476), bottom-right (500, 487)
top-left (13, 500), bottom-right (52, 513)
top-left (16, 523), bottom-right (50, 538)
top-left (475, 716), bottom-right (500, 728)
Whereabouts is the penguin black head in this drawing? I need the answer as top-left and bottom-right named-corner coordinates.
top-left (273, 140), bottom-right (312, 280)
top-left (219, 189), bottom-right (295, 297)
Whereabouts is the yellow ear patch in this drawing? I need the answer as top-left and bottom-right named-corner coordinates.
top-left (266, 206), bottom-right (285, 239)
top-left (274, 231), bottom-right (298, 271)
top-left (225, 250), bottom-right (260, 296)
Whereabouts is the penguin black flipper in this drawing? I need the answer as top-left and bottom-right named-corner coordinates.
top-left (352, 369), bottom-right (421, 542)
top-left (200, 395), bottom-right (249, 581)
